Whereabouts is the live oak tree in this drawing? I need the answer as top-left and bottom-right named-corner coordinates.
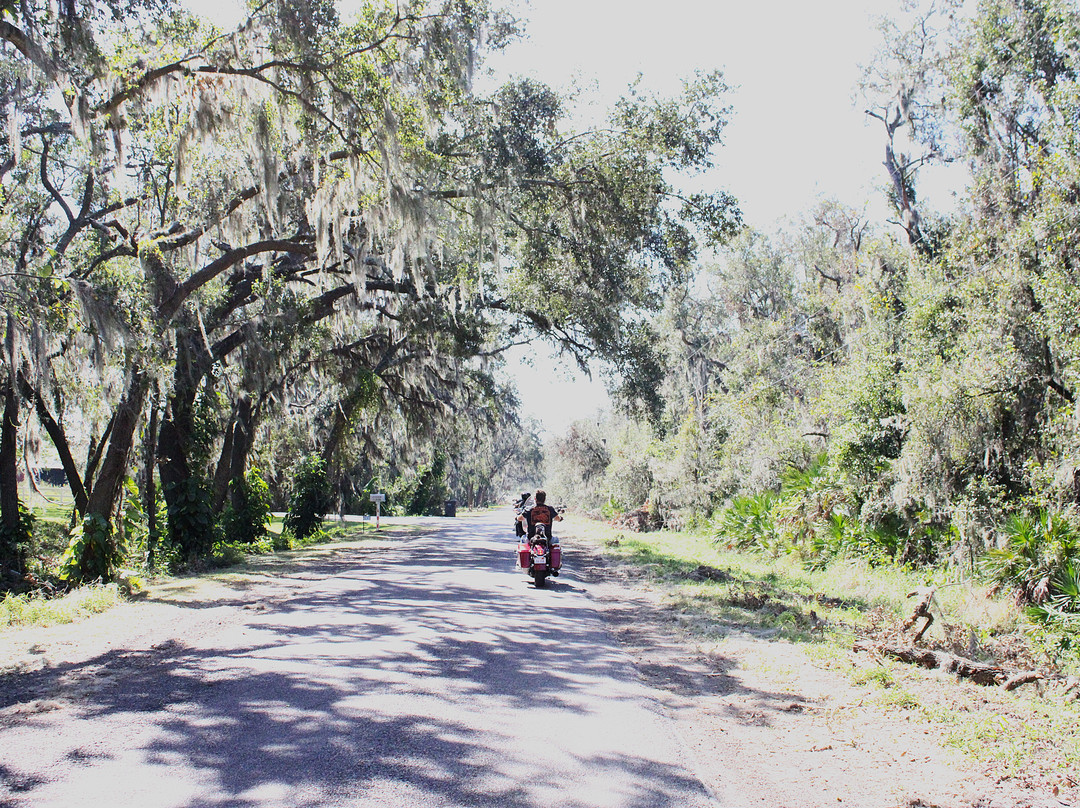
top-left (0, 0), bottom-right (742, 579)
top-left (0, 0), bottom-right (518, 571)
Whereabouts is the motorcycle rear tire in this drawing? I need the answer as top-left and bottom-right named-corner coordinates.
top-left (533, 571), bottom-right (548, 588)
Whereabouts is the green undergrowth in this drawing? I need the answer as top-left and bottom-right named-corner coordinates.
top-left (573, 516), bottom-right (1080, 793)
top-left (574, 517), bottom-right (1023, 646)
top-left (0, 582), bottom-right (124, 628)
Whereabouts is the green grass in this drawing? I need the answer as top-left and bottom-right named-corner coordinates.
top-left (575, 518), bottom-right (1027, 646)
top-left (918, 687), bottom-right (1080, 780)
top-left (573, 515), bottom-right (1080, 793)
top-left (577, 519), bottom-right (888, 643)
top-left (0, 583), bottom-right (123, 628)
top-left (18, 482), bottom-right (76, 524)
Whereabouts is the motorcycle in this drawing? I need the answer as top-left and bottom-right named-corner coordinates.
top-left (517, 522), bottom-right (561, 587)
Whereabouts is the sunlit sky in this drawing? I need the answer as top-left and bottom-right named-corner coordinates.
top-left (183, 0), bottom-right (918, 437)
top-left (486, 0), bottom-right (903, 436)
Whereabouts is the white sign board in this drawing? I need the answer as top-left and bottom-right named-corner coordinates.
top-left (369, 493), bottom-right (386, 503)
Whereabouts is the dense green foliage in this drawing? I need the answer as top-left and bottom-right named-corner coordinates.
top-left (223, 468), bottom-right (273, 544)
top-left (548, 0), bottom-right (1080, 637)
top-left (284, 456), bottom-right (332, 541)
top-left (59, 514), bottom-right (121, 584)
top-left (0, 501), bottom-right (33, 576)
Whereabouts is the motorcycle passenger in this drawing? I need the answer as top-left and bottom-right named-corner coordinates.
top-left (517, 489), bottom-right (562, 543)
top-left (514, 492), bottom-right (531, 538)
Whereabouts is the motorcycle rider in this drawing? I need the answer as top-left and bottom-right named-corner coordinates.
top-left (517, 489), bottom-right (562, 542)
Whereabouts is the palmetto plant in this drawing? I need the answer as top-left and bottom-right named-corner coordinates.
top-left (776, 453), bottom-right (846, 561)
top-left (985, 511), bottom-right (1080, 606)
top-left (1027, 560), bottom-right (1080, 626)
top-left (715, 492), bottom-right (779, 554)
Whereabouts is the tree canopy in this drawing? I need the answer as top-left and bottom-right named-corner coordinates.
top-left (0, 0), bottom-right (740, 578)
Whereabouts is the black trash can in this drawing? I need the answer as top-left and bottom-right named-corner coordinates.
top-left (444, 499), bottom-right (457, 517)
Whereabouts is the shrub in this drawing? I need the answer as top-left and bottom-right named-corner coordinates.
top-left (0, 500), bottom-right (34, 574)
top-left (1027, 559), bottom-right (1080, 625)
top-left (58, 513), bottom-right (122, 583)
top-left (715, 492), bottom-right (778, 553)
top-left (222, 467), bottom-right (272, 544)
top-left (984, 511), bottom-right (1080, 604)
top-left (407, 453), bottom-right (448, 515)
top-left (284, 455), bottom-right (331, 540)
top-left (211, 535), bottom-right (274, 567)
top-left (121, 477), bottom-right (172, 572)
top-left (272, 527), bottom-right (293, 551)
top-left (164, 476), bottom-right (216, 559)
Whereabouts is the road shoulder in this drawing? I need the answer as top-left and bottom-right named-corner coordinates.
top-left (569, 534), bottom-right (1065, 808)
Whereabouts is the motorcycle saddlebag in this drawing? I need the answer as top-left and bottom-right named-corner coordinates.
top-left (550, 544), bottom-right (561, 570)
top-left (518, 543), bottom-right (530, 569)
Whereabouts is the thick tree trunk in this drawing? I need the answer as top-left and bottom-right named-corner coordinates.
top-left (227, 397), bottom-right (255, 511)
top-left (157, 412), bottom-right (199, 553)
top-left (85, 367), bottom-right (150, 521)
top-left (210, 413), bottom-right (236, 513)
top-left (158, 332), bottom-right (212, 557)
top-left (211, 397), bottom-right (256, 512)
top-left (144, 399), bottom-right (159, 569)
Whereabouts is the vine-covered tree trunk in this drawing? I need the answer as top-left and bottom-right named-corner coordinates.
top-left (227, 397), bottom-right (255, 512)
top-left (211, 396), bottom-right (257, 512)
top-left (210, 415), bottom-right (235, 514)
top-left (144, 399), bottom-right (159, 569)
top-left (158, 332), bottom-right (214, 557)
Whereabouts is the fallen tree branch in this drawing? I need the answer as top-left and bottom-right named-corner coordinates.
top-left (854, 641), bottom-right (1006, 686)
top-left (1002, 671), bottom-right (1043, 692)
top-left (903, 587), bottom-right (936, 642)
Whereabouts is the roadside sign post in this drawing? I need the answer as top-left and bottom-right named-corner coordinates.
top-left (369, 493), bottom-right (386, 528)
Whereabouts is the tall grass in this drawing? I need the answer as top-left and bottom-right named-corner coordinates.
top-left (578, 517), bottom-right (1024, 644)
top-left (0, 583), bottom-right (123, 628)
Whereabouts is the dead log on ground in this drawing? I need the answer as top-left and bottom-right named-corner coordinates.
top-left (854, 641), bottom-right (1006, 686)
top-left (1002, 671), bottom-right (1043, 692)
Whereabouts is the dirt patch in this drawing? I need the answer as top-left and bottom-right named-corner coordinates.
top-left (570, 537), bottom-right (1072, 808)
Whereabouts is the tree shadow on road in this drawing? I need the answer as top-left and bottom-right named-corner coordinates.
top-left (0, 521), bottom-right (775, 807)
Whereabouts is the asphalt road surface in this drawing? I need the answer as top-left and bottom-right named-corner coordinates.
top-left (0, 509), bottom-right (721, 808)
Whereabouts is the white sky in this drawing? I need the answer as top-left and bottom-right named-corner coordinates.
top-left (488, 0), bottom-right (901, 435)
top-left (183, 0), bottom-right (908, 437)
top-left (485, 0), bottom-right (894, 228)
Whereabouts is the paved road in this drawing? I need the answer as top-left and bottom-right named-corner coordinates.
top-left (0, 509), bottom-right (719, 808)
